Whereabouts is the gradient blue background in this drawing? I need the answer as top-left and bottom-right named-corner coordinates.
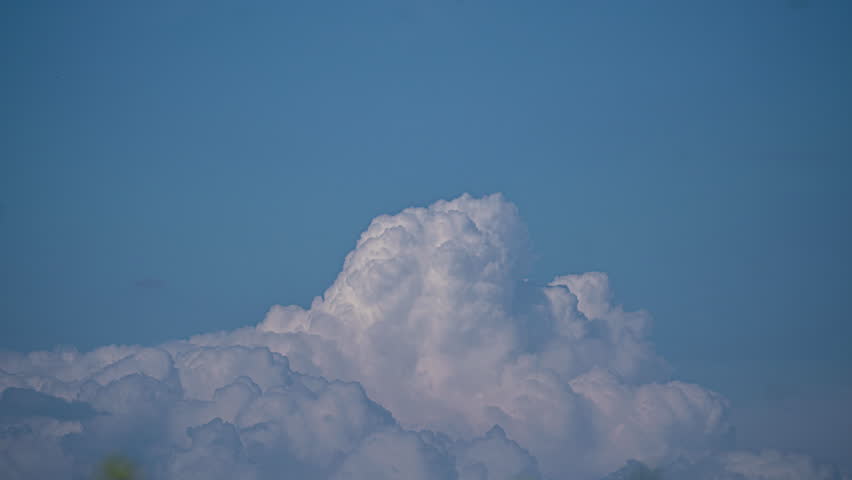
top-left (2, 0), bottom-right (851, 468)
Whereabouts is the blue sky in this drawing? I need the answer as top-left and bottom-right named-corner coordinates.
top-left (2, 0), bottom-right (851, 471)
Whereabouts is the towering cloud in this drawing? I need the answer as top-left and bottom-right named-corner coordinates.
top-left (0, 194), bottom-right (846, 479)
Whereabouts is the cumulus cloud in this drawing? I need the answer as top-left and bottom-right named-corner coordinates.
top-left (604, 450), bottom-right (849, 480)
top-left (0, 194), bottom-right (846, 480)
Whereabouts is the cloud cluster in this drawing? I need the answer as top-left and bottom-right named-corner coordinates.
top-left (0, 345), bottom-right (536, 480)
top-left (0, 194), bottom-right (846, 479)
top-left (604, 451), bottom-right (848, 480)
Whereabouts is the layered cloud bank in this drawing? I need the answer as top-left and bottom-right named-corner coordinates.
top-left (0, 194), bottom-right (846, 479)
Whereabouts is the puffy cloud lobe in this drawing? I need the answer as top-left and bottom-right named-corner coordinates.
top-left (0, 345), bottom-right (539, 479)
top-left (0, 194), bottom-right (845, 479)
top-left (712, 451), bottom-right (849, 480)
top-left (605, 451), bottom-right (850, 480)
top-left (0, 346), bottom-right (441, 480)
top-left (451, 425), bottom-right (541, 480)
top-left (167, 419), bottom-right (258, 480)
top-left (331, 430), bottom-right (457, 480)
top-left (241, 194), bottom-right (729, 476)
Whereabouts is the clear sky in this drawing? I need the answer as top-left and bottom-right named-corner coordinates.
top-left (2, 0), bottom-right (851, 471)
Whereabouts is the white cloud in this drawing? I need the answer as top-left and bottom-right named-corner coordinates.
top-left (0, 194), bottom-right (846, 480)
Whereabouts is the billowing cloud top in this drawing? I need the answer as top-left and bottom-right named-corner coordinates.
top-left (0, 194), bottom-right (846, 480)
